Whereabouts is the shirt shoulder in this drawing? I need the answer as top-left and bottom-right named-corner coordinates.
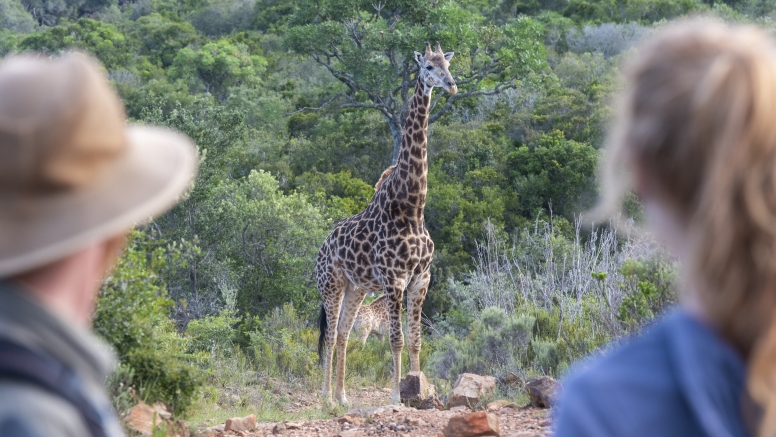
top-left (553, 315), bottom-right (702, 437)
top-left (0, 380), bottom-right (92, 437)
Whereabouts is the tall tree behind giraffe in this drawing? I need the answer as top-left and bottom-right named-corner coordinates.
top-left (316, 42), bottom-right (457, 406)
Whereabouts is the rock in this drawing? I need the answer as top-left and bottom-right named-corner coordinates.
top-left (224, 414), bottom-right (256, 432)
top-left (448, 374), bottom-right (497, 408)
top-left (406, 417), bottom-right (424, 427)
top-left (284, 420), bottom-right (304, 430)
top-left (272, 422), bottom-right (286, 434)
top-left (417, 395), bottom-right (445, 410)
top-left (125, 401), bottom-right (163, 436)
top-left (525, 376), bottom-right (561, 408)
top-left (337, 415), bottom-right (362, 426)
top-left (486, 400), bottom-right (518, 412)
top-left (345, 406), bottom-right (386, 418)
top-left (443, 411), bottom-right (500, 437)
top-left (400, 371), bottom-right (437, 407)
top-left (151, 402), bottom-right (172, 421)
top-left (338, 430), bottom-right (364, 437)
top-left (194, 429), bottom-right (219, 437)
top-left (449, 405), bottom-right (470, 412)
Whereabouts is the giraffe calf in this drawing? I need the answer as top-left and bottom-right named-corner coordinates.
top-left (353, 295), bottom-right (389, 344)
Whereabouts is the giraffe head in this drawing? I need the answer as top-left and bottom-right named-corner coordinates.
top-left (414, 42), bottom-right (457, 95)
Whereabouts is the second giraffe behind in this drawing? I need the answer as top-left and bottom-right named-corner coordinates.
top-left (316, 42), bottom-right (457, 406)
top-left (353, 295), bottom-right (390, 344)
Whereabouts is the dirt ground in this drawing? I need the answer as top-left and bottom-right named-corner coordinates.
top-left (200, 386), bottom-right (553, 437)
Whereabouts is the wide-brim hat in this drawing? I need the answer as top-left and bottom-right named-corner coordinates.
top-left (0, 53), bottom-right (198, 277)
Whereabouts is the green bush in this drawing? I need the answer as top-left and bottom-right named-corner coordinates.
top-left (187, 311), bottom-right (239, 353)
top-left (94, 230), bottom-right (202, 417)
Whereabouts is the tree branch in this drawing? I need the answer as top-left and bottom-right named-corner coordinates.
top-left (285, 94), bottom-right (346, 116)
top-left (429, 80), bottom-right (517, 124)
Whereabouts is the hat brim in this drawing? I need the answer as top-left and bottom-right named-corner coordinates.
top-left (0, 125), bottom-right (198, 277)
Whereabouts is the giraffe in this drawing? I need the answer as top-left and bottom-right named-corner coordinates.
top-left (316, 42), bottom-right (457, 406)
top-left (352, 295), bottom-right (390, 344)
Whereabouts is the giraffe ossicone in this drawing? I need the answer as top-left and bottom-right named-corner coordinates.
top-left (315, 42), bottom-right (456, 406)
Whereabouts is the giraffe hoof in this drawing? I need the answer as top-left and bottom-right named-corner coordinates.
top-left (336, 395), bottom-right (350, 408)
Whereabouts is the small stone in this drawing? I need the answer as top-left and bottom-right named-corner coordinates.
top-left (406, 417), bottom-right (424, 427)
top-left (443, 411), bottom-right (500, 437)
top-left (224, 414), bottom-right (256, 433)
top-left (525, 376), bottom-right (562, 408)
top-left (417, 395), bottom-right (445, 410)
top-left (285, 420), bottom-right (305, 430)
top-left (448, 374), bottom-right (497, 408)
top-left (338, 430), bottom-right (364, 437)
top-left (449, 406), bottom-right (469, 412)
top-left (486, 400), bottom-right (518, 412)
top-left (272, 422), bottom-right (287, 434)
top-left (338, 415), bottom-right (362, 426)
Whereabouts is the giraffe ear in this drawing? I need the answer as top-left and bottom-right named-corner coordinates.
top-left (444, 51), bottom-right (454, 62)
top-left (414, 51), bottom-right (424, 66)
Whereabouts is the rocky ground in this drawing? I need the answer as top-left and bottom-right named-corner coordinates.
top-left (196, 392), bottom-right (553, 437)
top-left (128, 373), bottom-right (557, 437)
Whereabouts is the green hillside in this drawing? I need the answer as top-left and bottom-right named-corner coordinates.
top-left (2, 0), bottom-right (771, 429)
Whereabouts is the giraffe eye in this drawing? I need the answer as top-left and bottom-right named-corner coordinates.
top-left (426, 66), bottom-right (433, 70)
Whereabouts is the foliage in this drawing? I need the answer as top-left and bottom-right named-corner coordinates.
top-left (1, 0), bottom-right (37, 33)
top-left (19, 18), bottom-right (133, 69)
top-left (94, 230), bottom-right (202, 416)
top-left (167, 39), bottom-right (266, 100)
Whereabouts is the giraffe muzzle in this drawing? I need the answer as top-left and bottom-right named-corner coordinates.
top-left (446, 80), bottom-right (458, 95)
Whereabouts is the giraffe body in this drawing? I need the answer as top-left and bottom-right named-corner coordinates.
top-left (316, 42), bottom-right (457, 406)
top-left (353, 295), bottom-right (390, 344)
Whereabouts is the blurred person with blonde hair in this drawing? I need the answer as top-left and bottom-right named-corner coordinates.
top-left (0, 53), bottom-right (196, 437)
top-left (553, 18), bottom-right (776, 437)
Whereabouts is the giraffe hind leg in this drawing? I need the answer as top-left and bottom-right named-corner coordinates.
top-left (318, 273), bottom-right (345, 405)
top-left (334, 281), bottom-right (367, 406)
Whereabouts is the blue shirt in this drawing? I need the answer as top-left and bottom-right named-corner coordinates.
top-left (554, 310), bottom-right (750, 437)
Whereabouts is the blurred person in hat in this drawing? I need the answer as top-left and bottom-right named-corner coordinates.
top-left (0, 52), bottom-right (197, 437)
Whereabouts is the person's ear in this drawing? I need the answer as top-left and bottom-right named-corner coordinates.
top-left (100, 232), bottom-right (129, 278)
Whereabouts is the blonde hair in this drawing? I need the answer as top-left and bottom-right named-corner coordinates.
top-left (599, 19), bottom-right (776, 435)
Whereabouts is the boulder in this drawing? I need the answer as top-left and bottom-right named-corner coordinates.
top-left (525, 376), bottom-right (561, 408)
top-left (125, 401), bottom-right (163, 436)
top-left (224, 414), bottom-right (256, 432)
top-left (400, 371), bottom-right (436, 407)
top-left (448, 373), bottom-right (497, 408)
top-left (443, 411), bottom-right (500, 437)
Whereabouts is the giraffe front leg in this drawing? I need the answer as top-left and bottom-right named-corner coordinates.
top-left (321, 300), bottom-right (341, 406)
top-left (406, 271), bottom-right (430, 373)
top-left (385, 283), bottom-right (406, 405)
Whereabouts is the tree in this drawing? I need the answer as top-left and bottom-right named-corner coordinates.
top-left (1, 0), bottom-right (37, 33)
top-left (167, 39), bottom-right (267, 101)
top-left (506, 130), bottom-right (599, 219)
top-left (285, 0), bottom-right (548, 162)
top-left (18, 18), bottom-right (134, 70)
top-left (131, 13), bottom-right (199, 67)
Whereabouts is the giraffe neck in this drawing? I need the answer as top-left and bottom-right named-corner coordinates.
top-left (389, 76), bottom-right (432, 217)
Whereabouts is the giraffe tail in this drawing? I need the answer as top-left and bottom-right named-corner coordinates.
top-left (317, 304), bottom-right (327, 366)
